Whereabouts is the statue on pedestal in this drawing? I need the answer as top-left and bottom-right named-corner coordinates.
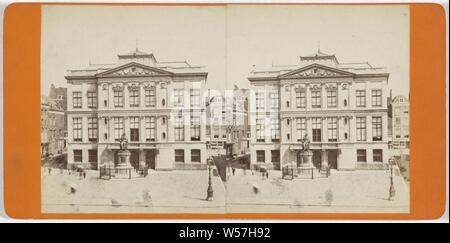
top-left (119, 133), bottom-right (128, 151)
top-left (301, 134), bottom-right (310, 151)
top-left (116, 133), bottom-right (132, 170)
top-left (299, 134), bottom-right (313, 168)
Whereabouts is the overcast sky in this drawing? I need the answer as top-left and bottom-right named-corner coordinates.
top-left (42, 5), bottom-right (409, 97)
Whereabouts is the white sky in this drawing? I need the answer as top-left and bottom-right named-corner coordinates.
top-left (42, 5), bottom-right (409, 97)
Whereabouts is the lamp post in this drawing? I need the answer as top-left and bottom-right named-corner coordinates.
top-left (206, 157), bottom-right (214, 201)
top-left (388, 157), bottom-right (396, 201)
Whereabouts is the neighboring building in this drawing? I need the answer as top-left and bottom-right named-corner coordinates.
top-left (65, 49), bottom-right (208, 170)
top-left (248, 50), bottom-right (390, 170)
top-left (41, 95), bottom-right (66, 157)
top-left (391, 95), bottom-right (410, 149)
top-left (205, 87), bottom-right (250, 156)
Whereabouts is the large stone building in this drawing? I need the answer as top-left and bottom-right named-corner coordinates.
top-left (66, 49), bottom-right (208, 170)
top-left (248, 50), bottom-right (390, 170)
top-left (391, 95), bottom-right (409, 149)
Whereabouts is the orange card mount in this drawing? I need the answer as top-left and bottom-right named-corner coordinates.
top-left (3, 3), bottom-right (447, 219)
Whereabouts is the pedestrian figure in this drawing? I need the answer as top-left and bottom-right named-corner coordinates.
top-left (48, 167), bottom-right (52, 175)
top-left (83, 171), bottom-right (86, 179)
top-left (252, 182), bottom-right (260, 194)
top-left (266, 171), bottom-right (269, 179)
top-left (232, 167), bottom-right (236, 176)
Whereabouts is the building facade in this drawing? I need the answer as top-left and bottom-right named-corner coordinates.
top-left (248, 51), bottom-right (390, 170)
top-left (391, 95), bottom-right (409, 149)
top-left (205, 88), bottom-right (250, 156)
top-left (41, 95), bottom-right (66, 157)
top-left (66, 50), bottom-right (209, 170)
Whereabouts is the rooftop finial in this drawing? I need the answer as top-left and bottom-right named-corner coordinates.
top-left (135, 39), bottom-right (139, 52)
top-left (318, 41), bottom-right (321, 53)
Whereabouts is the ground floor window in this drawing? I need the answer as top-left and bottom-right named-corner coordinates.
top-left (373, 149), bottom-right (383, 163)
top-left (191, 149), bottom-right (201, 163)
top-left (175, 149), bottom-right (185, 163)
top-left (73, 150), bottom-right (82, 162)
top-left (256, 150), bottom-right (265, 163)
top-left (357, 149), bottom-right (367, 162)
top-left (271, 150), bottom-right (280, 163)
top-left (88, 149), bottom-right (97, 163)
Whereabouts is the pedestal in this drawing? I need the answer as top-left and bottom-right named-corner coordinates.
top-left (116, 150), bottom-right (132, 169)
top-left (299, 150), bottom-right (313, 168)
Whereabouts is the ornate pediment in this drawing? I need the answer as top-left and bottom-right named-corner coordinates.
top-left (96, 62), bottom-right (173, 77)
top-left (279, 64), bottom-right (354, 79)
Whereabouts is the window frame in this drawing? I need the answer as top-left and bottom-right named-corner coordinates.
top-left (87, 117), bottom-right (97, 142)
top-left (72, 92), bottom-right (82, 109)
top-left (113, 90), bottom-right (124, 108)
top-left (87, 91), bottom-right (97, 108)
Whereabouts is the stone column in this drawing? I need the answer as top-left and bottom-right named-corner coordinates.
top-left (321, 149), bottom-right (329, 170)
top-left (139, 148), bottom-right (146, 170)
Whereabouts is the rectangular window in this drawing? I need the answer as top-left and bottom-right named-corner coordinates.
top-left (73, 118), bottom-right (82, 142)
top-left (296, 90), bottom-right (306, 108)
top-left (191, 115), bottom-right (201, 141)
top-left (174, 114), bottom-right (185, 141)
top-left (356, 90), bottom-right (366, 107)
top-left (175, 149), bottom-right (185, 163)
top-left (73, 150), bottom-right (82, 162)
top-left (256, 91), bottom-right (265, 110)
top-left (269, 92), bottom-right (279, 110)
top-left (256, 119), bottom-right (265, 142)
top-left (174, 89), bottom-right (184, 107)
top-left (372, 116), bottom-right (383, 141)
top-left (373, 149), bottom-right (383, 163)
top-left (327, 117), bottom-right (338, 142)
top-left (72, 92), bottom-right (82, 108)
top-left (271, 150), bottom-right (280, 163)
top-left (256, 150), bottom-right (265, 163)
top-left (356, 117), bottom-right (367, 141)
top-left (88, 149), bottom-right (97, 163)
top-left (357, 149), bottom-right (367, 163)
top-left (190, 89), bottom-right (200, 107)
top-left (145, 89), bottom-right (156, 107)
top-left (311, 90), bottom-right (321, 108)
top-left (129, 89), bottom-right (140, 107)
top-left (87, 117), bottom-right (97, 142)
top-left (312, 118), bottom-right (322, 142)
top-left (114, 90), bottom-right (124, 107)
top-left (271, 118), bottom-right (280, 142)
top-left (371, 90), bottom-right (382, 107)
top-left (87, 91), bottom-right (97, 108)
top-left (191, 149), bottom-right (201, 163)
top-left (296, 118), bottom-right (306, 141)
top-left (327, 90), bottom-right (337, 108)
top-left (130, 117), bottom-right (140, 142)
top-left (145, 117), bottom-right (156, 141)
top-left (114, 117), bottom-right (124, 141)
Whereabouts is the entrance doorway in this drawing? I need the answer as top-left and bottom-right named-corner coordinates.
top-left (312, 151), bottom-right (321, 168)
top-left (328, 151), bottom-right (338, 169)
top-left (130, 150), bottom-right (139, 169)
top-left (146, 150), bottom-right (156, 170)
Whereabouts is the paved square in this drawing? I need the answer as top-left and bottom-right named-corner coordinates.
top-left (41, 169), bottom-right (226, 214)
top-left (225, 168), bottom-right (410, 213)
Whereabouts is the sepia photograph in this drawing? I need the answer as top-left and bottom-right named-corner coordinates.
top-left (40, 4), bottom-right (410, 214)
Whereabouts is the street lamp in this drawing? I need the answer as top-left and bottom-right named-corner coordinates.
top-left (388, 157), bottom-right (396, 201)
top-left (206, 157), bottom-right (214, 201)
